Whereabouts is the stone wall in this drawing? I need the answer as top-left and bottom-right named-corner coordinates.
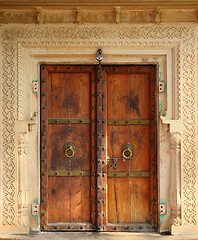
top-left (0, 23), bottom-right (197, 235)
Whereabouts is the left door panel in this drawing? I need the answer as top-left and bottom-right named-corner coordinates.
top-left (40, 65), bottom-right (96, 231)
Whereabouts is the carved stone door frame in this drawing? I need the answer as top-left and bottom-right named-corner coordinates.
top-left (0, 25), bottom-right (197, 235)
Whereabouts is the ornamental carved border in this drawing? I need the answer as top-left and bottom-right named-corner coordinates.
top-left (1, 25), bottom-right (196, 226)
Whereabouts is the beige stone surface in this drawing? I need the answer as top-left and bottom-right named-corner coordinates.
top-left (1, 232), bottom-right (198, 240)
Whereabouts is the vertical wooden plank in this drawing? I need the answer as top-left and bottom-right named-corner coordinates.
top-left (40, 65), bottom-right (49, 230)
top-left (96, 62), bottom-right (103, 230)
top-left (149, 68), bottom-right (158, 229)
top-left (102, 70), bottom-right (108, 230)
top-left (91, 68), bottom-right (97, 229)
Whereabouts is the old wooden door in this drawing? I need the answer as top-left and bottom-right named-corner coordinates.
top-left (40, 64), bottom-right (157, 232)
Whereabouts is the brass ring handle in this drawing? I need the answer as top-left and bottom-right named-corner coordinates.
top-left (122, 144), bottom-right (133, 159)
top-left (63, 142), bottom-right (76, 158)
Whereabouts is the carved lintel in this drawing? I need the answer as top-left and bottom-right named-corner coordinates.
top-left (75, 7), bottom-right (81, 24)
top-left (115, 7), bottom-right (121, 24)
top-left (36, 7), bottom-right (43, 24)
top-left (155, 7), bottom-right (161, 24)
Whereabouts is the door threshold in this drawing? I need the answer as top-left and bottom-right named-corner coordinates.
top-left (1, 232), bottom-right (198, 240)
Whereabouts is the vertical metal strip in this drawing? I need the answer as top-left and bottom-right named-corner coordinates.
top-left (102, 70), bottom-right (108, 229)
top-left (96, 49), bottom-right (103, 231)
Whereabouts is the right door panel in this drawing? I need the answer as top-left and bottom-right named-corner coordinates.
top-left (105, 65), bottom-right (157, 231)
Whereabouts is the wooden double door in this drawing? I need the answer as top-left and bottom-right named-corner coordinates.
top-left (40, 64), bottom-right (157, 232)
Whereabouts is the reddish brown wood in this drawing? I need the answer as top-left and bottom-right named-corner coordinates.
top-left (41, 64), bottom-right (157, 232)
top-left (41, 65), bottom-right (96, 231)
top-left (105, 65), bottom-right (157, 231)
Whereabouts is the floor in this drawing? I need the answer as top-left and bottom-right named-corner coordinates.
top-left (1, 232), bottom-right (198, 240)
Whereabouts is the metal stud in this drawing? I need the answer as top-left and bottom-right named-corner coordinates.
top-left (43, 185), bottom-right (46, 189)
top-left (102, 186), bottom-right (106, 190)
top-left (103, 213), bottom-right (106, 216)
top-left (92, 106), bottom-right (96, 110)
top-left (80, 120), bottom-right (83, 123)
top-left (93, 185), bottom-right (96, 189)
top-left (152, 106), bottom-right (155, 111)
top-left (98, 213), bottom-right (101, 217)
top-left (43, 119), bottom-right (46, 122)
top-left (97, 120), bottom-right (101, 123)
top-left (92, 212), bottom-right (96, 216)
top-left (42, 106), bottom-right (46, 109)
top-left (97, 146), bottom-right (102, 150)
top-left (98, 173), bottom-right (101, 176)
top-left (102, 147), bottom-right (105, 151)
top-left (43, 172), bottom-right (46, 176)
top-left (80, 226), bottom-right (84, 230)
top-left (102, 133), bottom-right (106, 137)
top-left (92, 132), bottom-right (96, 135)
top-left (102, 93), bottom-right (105, 98)
top-left (43, 146), bottom-right (46, 149)
top-left (68, 225), bottom-right (72, 230)
top-left (102, 173), bottom-right (106, 177)
top-left (43, 66), bottom-right (47, 70)
top-left (55, 66), bottom-right (59, 70)
top-left (98, 186), bottom-right (101, 190)
top-left (42, 226), bottom-right (46, 229)
top-left (102, 81), bottom-right (105, 84)
top-left (102, 160), bottom-right (105, 164)
top-left (93, 159), bottom-right (96, 162)
top-left (42, 159), bottom-right (46, 162)
top-left (102, 120), bottom-right (105, 123)
top-left (98, 199), bottom-right (101, 203)
top-left (98, 226), bottom-right (102, 230)
top-left (43, 212), bottom-right (46, 215)
top-left (93, 198), bottom-right (96, 202)
top-left (42, 132), bottom-right (46, 136)
top-left (67, 67), bottom-right (71, 70)
top-left (56, 120), bottom-right (59, 123)
top-left (92, 146), bottom-right (96, 149)
top-left (42, 92), bottom-right (46, 96)
top-left (102, 107), bottom-right (105, 110)
top-left (42, 80), bottom-right (46, 83)
top-left (114, 226), bottom-right (118, 230)
top-left (103, 200), bottom-right (106, 204)
top-left (43, 198), bottom-right (46, 202)
top-left (139, 226), bottom-right (143, 230)
top-left (97, 133), bottom-right (101, 137)
top-left (97, 159), bottom-right (101, 163)
top-left (93, 172), bottom-right (96, 176)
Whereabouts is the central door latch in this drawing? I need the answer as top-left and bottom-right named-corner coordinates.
top-left (63, 142), bottom-right (76, 158)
